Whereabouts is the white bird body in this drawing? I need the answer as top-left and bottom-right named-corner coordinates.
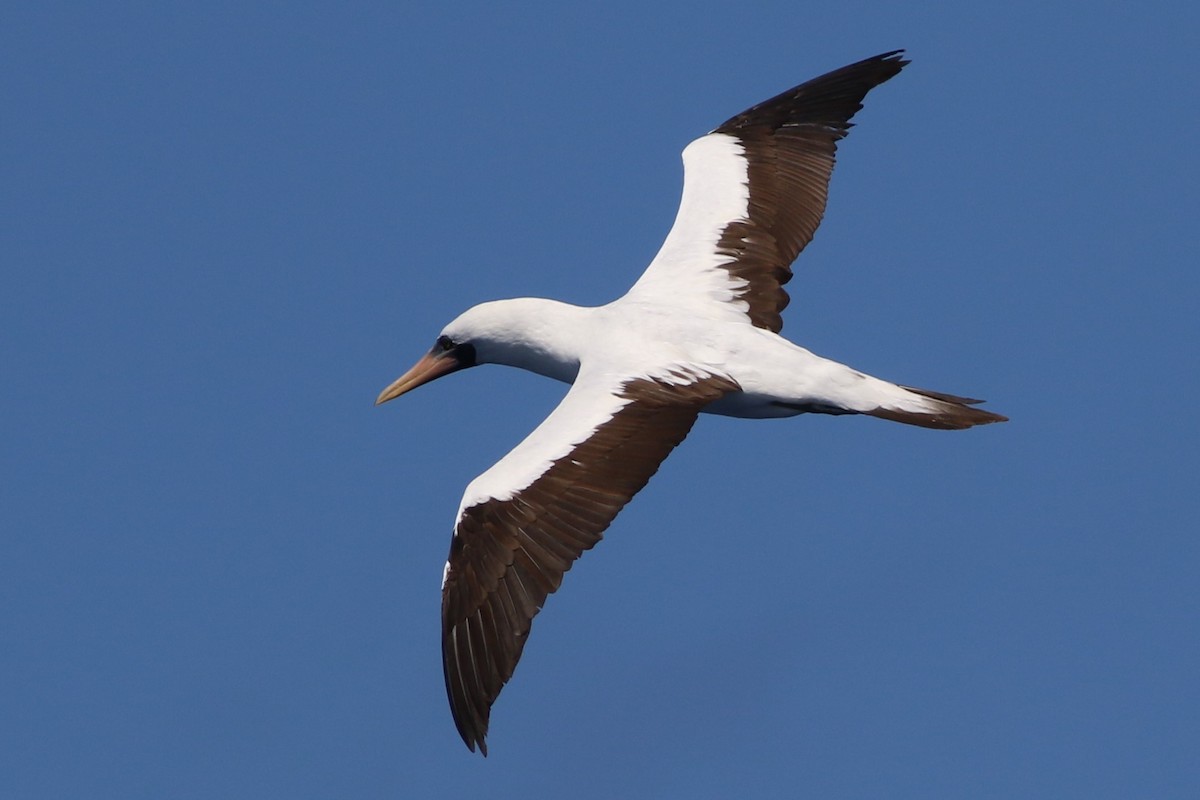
top-left (445, 296), bottom-right (931, 421)
top-left (376, 51), bottom-right (1006, 754)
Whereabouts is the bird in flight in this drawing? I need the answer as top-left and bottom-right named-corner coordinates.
top-left (376, 50), bottom-right (1006, 755)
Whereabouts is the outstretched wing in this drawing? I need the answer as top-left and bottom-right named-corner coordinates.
top-left (440, 366), bottom-right (737, 754)
top-left (625, 50), bottom-right (908, 332)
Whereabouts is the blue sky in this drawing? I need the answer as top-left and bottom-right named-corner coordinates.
top-left (3, 2), bottom-right (1198, 797)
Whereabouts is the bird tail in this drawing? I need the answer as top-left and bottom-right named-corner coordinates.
top-left (863, 385), bottom-right (1008, 430)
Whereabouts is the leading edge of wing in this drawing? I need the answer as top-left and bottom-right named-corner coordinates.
top-left (439, 366), bottom-right (738, 754)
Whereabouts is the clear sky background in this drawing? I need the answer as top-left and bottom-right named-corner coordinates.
top-left (3, 3), bottom-right (1198, 798)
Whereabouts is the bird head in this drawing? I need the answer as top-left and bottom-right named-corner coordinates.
top-left (375, 330), bottom-right (478, 405)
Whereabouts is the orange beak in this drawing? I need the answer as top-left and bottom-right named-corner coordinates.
top-left (375, 351), bottom-right (463, 405)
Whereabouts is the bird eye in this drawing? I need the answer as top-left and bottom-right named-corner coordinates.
top-left (436, 335), bottom-right (455, 352)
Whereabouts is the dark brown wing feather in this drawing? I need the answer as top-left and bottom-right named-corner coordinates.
top-left (712, 50), bottom-right (908, 332)
top-left (441, 372), bottom-right (738, 754)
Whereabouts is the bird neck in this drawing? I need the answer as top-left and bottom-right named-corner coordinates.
top-left (474, 298), bottom-right (592, 384)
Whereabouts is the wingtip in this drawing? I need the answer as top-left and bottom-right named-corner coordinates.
top-left (868, 48), bottom-right (909, 66)
top-left (711, 49), bottom-right (912, 135)
top-left (870, 49), bottom-right (911, 73)
top-left (860, 49), bottom-right (911, 76)
top-left (456, 722), bottom-right (489, 756)
top-left (453, 708), bottom-right (490, 756)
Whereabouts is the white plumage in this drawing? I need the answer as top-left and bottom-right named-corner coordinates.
top-left (376, 50), bottom-right (1005, 755)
